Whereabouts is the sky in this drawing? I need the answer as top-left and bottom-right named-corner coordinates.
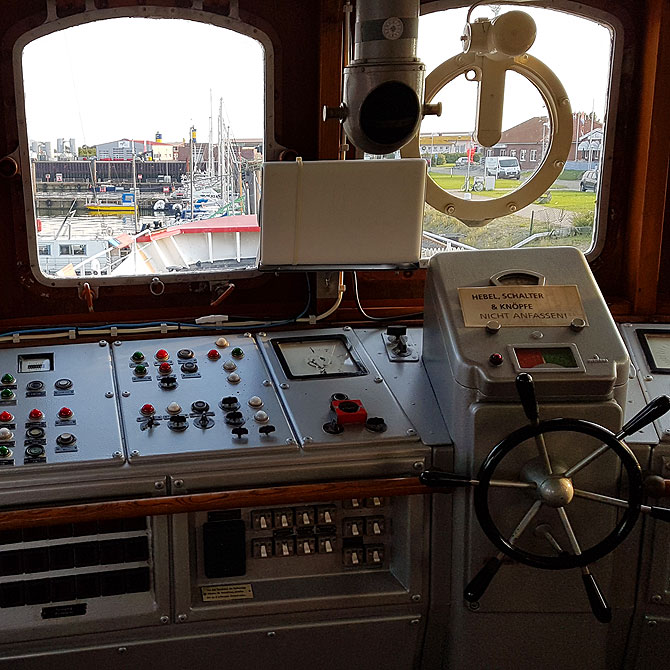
top-left (21, 8), bottom-right (612, 148)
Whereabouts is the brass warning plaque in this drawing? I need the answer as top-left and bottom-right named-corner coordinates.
top-left (458, 285), bottom-right (587, 327)
top-left (201, 584), bottom-right (254, 602)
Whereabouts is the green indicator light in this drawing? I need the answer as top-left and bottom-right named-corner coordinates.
top-left (132, 351), bottom-right (145, 362)
top-left (134, 365), bottom-right (147, 376)
top-left (1, 374), bottom-right (14, 385)
top-left (0, 389), bottom-right (14, 400)
top-left (231, 347), bottom-right (244, 359)
top-left (26, 445), bottom-right (44, 458)
top-left (0, 446), bottom-right (10, 458)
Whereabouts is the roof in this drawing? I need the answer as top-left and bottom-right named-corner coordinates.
top-left (136, 215), bottom-right (259, 242)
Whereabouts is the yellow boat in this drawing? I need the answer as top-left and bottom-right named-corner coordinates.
top-left (85, 202), bottom-right (136, 214)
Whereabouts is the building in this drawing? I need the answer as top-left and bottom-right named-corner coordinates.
top-left (419, 132), bottom-right (473, 155)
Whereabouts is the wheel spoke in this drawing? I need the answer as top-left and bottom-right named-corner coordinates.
top-left (534, 433), bottom-right (554, 475)
top-left (509, 500), bottom-right (543, 545)
top-left (556, 506), bottom-right (582, 555)
top-left (573, 488), bottom-right (629, 509)
top-left (489, 479), bottom-right (536, 490)
top-left (564, 444), bottom-right (609, 478)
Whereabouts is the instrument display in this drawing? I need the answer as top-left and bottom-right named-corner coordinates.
top-left (637, 330), bottom-right (670, 372)
top-left (272, 335), bottom-right (367, 379)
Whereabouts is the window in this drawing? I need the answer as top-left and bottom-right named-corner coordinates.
top-left (418, 5), bottom-right (613, 256)
top-left (38, 244), bottom-right (51, 256)
top-left (21, 16), bottom-right (267, 283)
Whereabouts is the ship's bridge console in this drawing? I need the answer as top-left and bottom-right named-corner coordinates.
top-left (0, 248), bottom-right (668, 669)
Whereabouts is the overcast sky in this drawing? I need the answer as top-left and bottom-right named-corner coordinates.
top-left (22, 7), bottom-right (611, 148)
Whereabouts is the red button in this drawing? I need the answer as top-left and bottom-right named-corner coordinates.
top-left (158, 362), bottom-right (172, 374)
top-left (28, 409), bottom-right (44, 421)
top-left (140, 404), bottom-right (155, 416)
top-left (207, 349), bottom-right (221, 360)
top-left (156, 349), bottom-right (169, 360)
top-left (58, 407), bottom-right (73, 419)
top-left (0, 411), bottom-right (13, 423)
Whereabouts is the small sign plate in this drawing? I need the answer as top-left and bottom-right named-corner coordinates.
top-left (458, 285), bottom-right (588, 327)
top-left (201, 583), bottom-right (254, 602)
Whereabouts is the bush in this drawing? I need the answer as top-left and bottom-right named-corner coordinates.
top-left (571, 210), bottom-right (595, 227)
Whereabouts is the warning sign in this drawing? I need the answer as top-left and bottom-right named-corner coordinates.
top-left (458, 285), bottom-right (587, 327)
top-left (201, 583), bottom-right (254, 602)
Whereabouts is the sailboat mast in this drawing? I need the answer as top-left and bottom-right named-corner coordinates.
top-left (218, 98), bottom-right (224, 207)
top-left (132, 146), bottom-right (138, 234)
top-left (190, 127), bottom-right (196, 222)
top-left (208, 89), bottom-right (214, 179)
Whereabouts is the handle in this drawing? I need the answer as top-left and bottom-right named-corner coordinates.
top-left (649, 506), bottom-right (670, 522)
top-left (419, 470), bottom-right (472, 488)
top-left (464, 556), bottom-right (503, 602)
top-left (618, 395), bottom-right (670, 439)
top-left (581, 573), bottom-right (612, 624)
top-left (515, 373), bottom-right (539, 423)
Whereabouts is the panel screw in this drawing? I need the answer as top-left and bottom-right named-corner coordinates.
top-left (98, 340), bottom-right (107, 347)
top-left (286, 438), bottom-right (297, 445)
top-left (280, 383), bottom-right (289, 389)
top-left (644, 375), bottom-right (653, 381)
top-left (258, 332), bottom-right (267, 337)
top-left (468, 601), bottom-right (480, 611)
top-left (262, 379), bottom-right (272, 387)
top-left (118, 647), bottom-right (127, 654)
top-left (445, 205), bottom-right (455, 215)
top-left (507, 203), bottom-right (517, 213)
top-left (105, 391), bottom-right (114, 398)
top-left (303, 436), bottom-right (313, 444)
top-left (647, 619), bottom-right (658, 627)
top-left (374, 376), bottom-right (383, 383)
top-left (131, 450), bottom-right (140, 458)
top-left (410, 619), bottom-right (420, 625)
top-left (113, 341), bottom-right (122, 347)
top-left (160, 615), bottom-right (169, 624)
top-left (174, 479), bottom-right (184, 488)
top-left (122, 391), bottom-right (131, 397)
top-left (407, 429), bottom-right (417, 437)
top-left (177, 613), bottom-right (188, 622)
top-left (664, 430), bottom-right (670, 436)
top-left (413, 461), bottom-right (424, 471)
top-left (411, 594), bottom-right (421, 602)
top-left (343, 326), bottom-right (352, 331)
top-left (652, 594), bottom-right (663, 603)
top-left (113, 451), bottom-right (123, 459)
top-left (154, 481), bottom-right (165, 490)
top-left (244, 332), bottom-right (252, 338)
top-left (267, 631), bottom-right (276, 638)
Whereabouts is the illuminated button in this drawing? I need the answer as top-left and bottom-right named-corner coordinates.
top-left (26, 427), bottom-right (44, 439)
top-left (223, 360), bottom-right (237, 371)
top-left (0, 411), bottom-right (13, 423)
top-left (58, 407), bottom-right (74, 420)
top-left (140, 404), bottom-right (155, 416)
top-left (177, 349), bottom-right (194, 359)
top-left (207, 349), bottom-right (221, 361)
top-left (0, 428), bottom-right (13, 441)
top-left (25, 444), bottom-right (45, 458)
top-left (489, 353), bottom-right (504, 367)
top-left (26, 381), bottom-right (44, 392)
top-left (131, 351), bottom-right (145, 362)
top-left (0, 389), bottom-right (15, 400)
top-left (28, 409), bottom-right (44, 421)
top-left (1, 374), bottom-right (15, 385)
top-left (0, 446), bottom-right (11, 458)
top-left (155, 349), bottom-right (169, 361)
top-left (215, 337), bottom-right (229, 348)
top-left (158, 362), bottom-right (173, 375)
top-left (227, 372), bottom-right (241, 384)
top-left (254, 410), bottom-right (269, 423)
top-left (134, 364), bottom-right (148, 377)
top-left (166, 402), bottom-right (182, 415)
top-left (248, 396), bottom-right (263, 408)
top-left (231, 347), bottom-right (244, 359)
top-left (55, 378), bottom-right (73, 390)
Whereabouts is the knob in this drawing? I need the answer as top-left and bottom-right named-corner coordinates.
top-left (231, 427), bottom-right (249, 438)
top-left (386, 325), bottom-right (406, 339)
top-left (259, 425), bottom-right (276, 436)
top-left (225, 411), bottom-right (245, 426)
top-left (220, 396), bottom-right (240, 411)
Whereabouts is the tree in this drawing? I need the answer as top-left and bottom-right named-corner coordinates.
top-left (78, 145), bottom-right (96, 158)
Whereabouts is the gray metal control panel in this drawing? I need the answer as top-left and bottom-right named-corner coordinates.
top-left (0, 342), bottom-right (123, 472)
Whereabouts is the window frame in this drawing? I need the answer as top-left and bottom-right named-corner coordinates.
top-left (14, 7), bottom-right (276, 290)
top-left (421, 0), bottom-right (622, 262)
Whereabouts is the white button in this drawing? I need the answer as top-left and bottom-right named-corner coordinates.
top-left (0, 428), bottom-right (13, 441)
top-left (254, 410), bottom-right (269, 423)
top-left (248, 396), bottom-right (263, 408)
top-left (260, 545), bottom-right (268, 558)
top-left (227, 373), bottom-right (241, 384)
top-left (166, 402), bottom-right (182, 415)
top-left (223, 360), bottom-right (237, 371)
top-left (216, 337), bottom-right (229, 348)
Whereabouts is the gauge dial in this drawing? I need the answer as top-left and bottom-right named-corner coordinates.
top-left (273, 336), bottom-right (367, 379)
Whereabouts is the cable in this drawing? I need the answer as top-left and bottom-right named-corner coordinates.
top-left (296, 271), bottom-right (345, 324)
top-left (352, 272), bottom-right (423, 322)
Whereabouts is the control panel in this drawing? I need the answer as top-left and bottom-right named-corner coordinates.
top-left (0, 342), bottom-right (123, 471)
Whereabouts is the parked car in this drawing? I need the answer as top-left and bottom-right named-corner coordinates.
top-left (580, 170), bottom-right (599, 191)
top-left (455, 157), bottom-right (473, 166)
top-left (484, 156), bottom-right (521, 179)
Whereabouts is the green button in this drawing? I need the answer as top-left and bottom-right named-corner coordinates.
top-left (231, 347), bottom-right (244, 359)
top-left (1, 374), bottom-right (14, 385)
top-left (25, 445), bottom-right (44, 458)
top-left (134, 364), bottom-right (147, 376)
top-left (0, 389), bottom-right (14, 400)
top-left (0, 446), bottom-right (10, 458)
top-left (131, 351), bottom-right (145, 362)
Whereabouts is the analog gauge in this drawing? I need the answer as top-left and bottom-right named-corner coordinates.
top-left (642, 332), bottom-right (670, 371)
top-left (272, 336), bottom-right (367, 379)
top-left (382, 17), bottom-right (404, 40)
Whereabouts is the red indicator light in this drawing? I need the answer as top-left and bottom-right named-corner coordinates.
top-left (156, 349), bottom-right (169, 360)
top-left (207, 349), bottom-right (221, 361)
top-left (489, 353), bottom-right (504, 367)
top-left (58, 407), bottom-right (73, 419)
top-left (28, 409), bottom-right (44, 421)
top-left (140, 404), bottom-right (155, 416)
top-left (158, 362), bottom-right (173, 374)
top-left (0, 411), bottom-right (13, 423)
top-left (515, 349), bottom-right (544, 368)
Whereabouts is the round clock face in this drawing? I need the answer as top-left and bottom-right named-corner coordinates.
top-left (382, 17), bottom-right (404, 40)
top-left (274, 338), bottom-right (366, 378)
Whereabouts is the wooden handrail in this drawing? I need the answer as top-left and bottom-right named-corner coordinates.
top-left (0, 477), bottom-right (434, 531)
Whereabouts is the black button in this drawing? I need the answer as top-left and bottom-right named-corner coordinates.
top-left (181, 362), bottom-right (198, 374)
top-left (124, 537), bottom-right (149, 562)
top-left (191, 400), bottom-right (209, 413)
top-left (177, 349), bottom-right (194, 359)
top-left (50, 576), bottom-right (76, 602)
top-left (54, 379), bottom-right (73, 390)
top-left (74, 542), bottom-right (99, 567)
top-left (26, 381), bottom-right (44, 392)
top-left (0, 550), bottom-right (23, 575)
top-left (49, 545), bottom-right (74, 570)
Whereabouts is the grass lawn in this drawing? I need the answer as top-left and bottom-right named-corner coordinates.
top-left (536, 191), bottom-right (597, 213)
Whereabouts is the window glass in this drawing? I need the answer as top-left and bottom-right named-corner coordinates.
top-left (417, 6), bottom-right (611, 255)
top-left (22, 18), bottom-right (264, 279)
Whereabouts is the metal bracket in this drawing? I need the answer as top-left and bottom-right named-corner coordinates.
top-left (382, 331), bottom-right (419, 362)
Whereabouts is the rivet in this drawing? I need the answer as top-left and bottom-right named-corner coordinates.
top-left (554, 160), bottom-right (565, 169)
top-left (411, 594), bottom-right (421, 602)
top-left (113, 451), bottom-right (123, 459)
top-left (131, 450), bottom-right (140, 457)
top-left (303, 436), bottom-right (313, 444)
top-left (267, 631), bottom-right (276, 637)
top-left (154, 481), bottom-right (165, 489)
top-left (280, 383), bottom-right (289, 389)
top-left (105, 391), bottom-right (114, 398)
top-left (652, 594), bottom-right (663, 603)
top-left (286, 438), bottom-right (297, 445)
top-left (413, 461), bottom-right (424, 471)
top-left (262, 379), bottom-right (272, 387)
top-left (468, 601), bottom-right (480, 611)
top-left (160, 615), bottom-right (169, 624)
top-left (407, 429), bottom-right (417, 437)
top-left (374, 376), bottom-right (383, 383)
top-left (98, 340), bottom-right (107, 347)
top-left (113, 341), bottom-right (122, 347)
top-left (647, 619), bottom-right (658, 627)
top-left (445, 205), bottom-right (455, 215)
top-left (508, 203), bottom-right (517, 213)
top-left (645, 375), bottom-right (653, 382)
top-left (122, 391), bottom-right (131, 397)
top-left (343, 326), bottom-right (352, 331)
top-left (118, 647), bottom-right (127, 654)
top-left (410, 619), bottom-right (420, 625)
top-left (174, 479), bottom-right (184, 488)
top-left (177, 613), bottom-right (188, 622)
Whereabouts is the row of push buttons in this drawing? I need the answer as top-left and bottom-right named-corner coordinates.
top-left (0, 408), bottom-right (73, 423)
